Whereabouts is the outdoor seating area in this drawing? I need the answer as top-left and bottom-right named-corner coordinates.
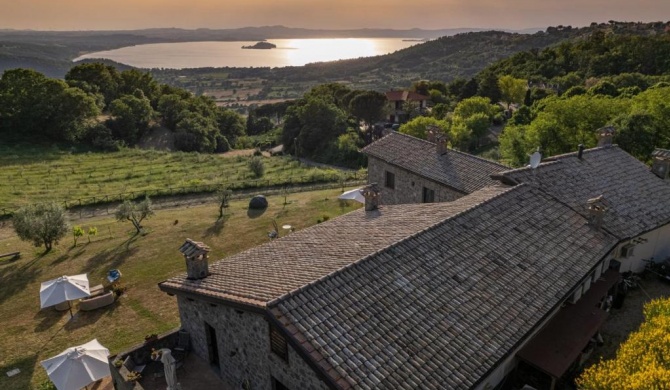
top-left (43, 271), bottom-right (121, 316)
top-left (107, 328), bottom-right (226, 390)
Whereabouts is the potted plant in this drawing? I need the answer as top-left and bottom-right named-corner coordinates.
top-left (151, 348), bottom-right (162, 361)
top-left (126, 371), bottom-right (142, 383)
top-left (113, 358), bottom-right (123, 368)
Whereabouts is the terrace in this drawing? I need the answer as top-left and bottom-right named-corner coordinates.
top-left (108, 329), bottom-right (232, 390)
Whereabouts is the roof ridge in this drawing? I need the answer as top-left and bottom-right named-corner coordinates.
top-left (496, 159), bottom-right (562, 177)
top-left (267, 184), bottom-right (518, 308)
top-left (367, 132), bottom-right (506, 167)
top-left (543, 144), bottom-right (619, 161)
top-left (446, 146), bottom-right (508, 168)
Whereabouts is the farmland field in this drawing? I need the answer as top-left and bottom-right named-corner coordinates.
top-left (0, 145), bottom-right (363, 213)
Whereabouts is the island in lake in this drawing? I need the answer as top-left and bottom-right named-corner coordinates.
top-left (242, 41), bottom-right (277, 49)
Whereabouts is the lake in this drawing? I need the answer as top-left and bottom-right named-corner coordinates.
top-left (74, 38), bottom-right (421, 69)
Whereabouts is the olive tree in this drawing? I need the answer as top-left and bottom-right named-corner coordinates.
top-left (13, 202), bottom-right (69, 251)
top-left (115, 197), bottom-right (154, 234)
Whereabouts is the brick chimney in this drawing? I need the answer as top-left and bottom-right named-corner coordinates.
top-left (362, 183), bottom-right (381, 211)
top-left (587, 195), bottom-right (609, 230)
top-left (596, 126), bottom-right (615, 147)
top-left (180, 239), bottom-right (211, 280)
top-left (651, 148), bottom-right (670, 180)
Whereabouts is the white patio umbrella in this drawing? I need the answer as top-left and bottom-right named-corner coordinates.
top-left (338, 188), bottom-right (365, 204)
top-left (40, 274), bottom-right (90, 317)
top-left (40, 339), bottom-right (111, 390)
top-left (160, 349), bottom-right (178, 390)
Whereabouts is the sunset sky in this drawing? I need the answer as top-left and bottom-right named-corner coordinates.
top-left (3, 0), bottom-right (669, 31)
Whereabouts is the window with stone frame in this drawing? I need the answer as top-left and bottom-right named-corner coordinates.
top-left (422, 187), bottom-right (435, 203)
top-left (385, 171), bottom-right (396, 189)
top-left (269, 325), bottom-right (289, 362)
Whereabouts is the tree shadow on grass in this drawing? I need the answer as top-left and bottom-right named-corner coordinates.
top-left (34, 307), bottom-right (66, 333)
top-left (203, 214), bottom-right (231, 238)
top-left (0, 256), bottom-right (44, 306)
top-left (0, 354), bottom-right (38, 390)
top-left (82, 245), bottom-right (139, 276)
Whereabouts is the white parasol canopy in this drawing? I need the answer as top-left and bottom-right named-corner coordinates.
top-left (40, 339), bottom-right (111, 390)
top-left (40, 274), bottom-right (90, 309)
top-left (160, 349), bottom-right (178, 390)
top-left (338, 188), bottom-right (365, 204)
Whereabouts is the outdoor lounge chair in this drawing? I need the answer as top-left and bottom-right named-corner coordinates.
top-left (79, 291), bottom-right (115, 311)
top-left (122, 355), bottom-right (146, 376)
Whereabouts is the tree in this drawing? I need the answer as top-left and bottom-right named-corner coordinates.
top-left (477, 70), bottom-right (502, 103)
top-left (498, 75), bottom-right (527, 109)
top-left (73, 226), bottom-right (84, 247)
top-left (216, 187), bottom-right (232, 219)
top-left (399, 116), bottom-right (450, 140)
top-left (108, 94), bottom-right (154, 144)
top-left (0, 69), bottom-right (99, 143)
top-left (13, 202), bottom-right (69, 251)
top-left (65, 62), bottom-right (121, 106)
top-left (348, 91), bottom-right (388, 131)
top-left (174, 111), bottom-right (219, 153)
top-left (577, 297), bottom-right (670, 389)
top-left (115, 197), bottom-right (154, 234)
top-left (87, 227), bottom-right (98, 243)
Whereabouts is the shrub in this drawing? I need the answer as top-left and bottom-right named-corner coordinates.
top-left (248, 157), bottom-right (265, 178)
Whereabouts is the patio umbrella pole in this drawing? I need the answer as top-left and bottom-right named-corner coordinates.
top-left (68, 301), bottom-right (73, 318)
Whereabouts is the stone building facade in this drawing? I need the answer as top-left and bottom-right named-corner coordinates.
top-left (367, 155), bottom-right (464, 204)
top-left (361, 132), bottom-right (507, 206)
top-left (177, 296), bottom-right (328, 390)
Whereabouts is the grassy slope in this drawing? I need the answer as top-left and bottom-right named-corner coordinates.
top-left (0, 188), bottom-right (361, 389)
top-left (0, 146), bottom-right (357, 213)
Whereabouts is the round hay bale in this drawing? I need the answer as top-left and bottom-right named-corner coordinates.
top-left (249, 195), bottom-right (268, 209)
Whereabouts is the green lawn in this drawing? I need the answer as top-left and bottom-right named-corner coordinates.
top-left (0, 145), bottom-right (361, 213)
top-left (0, 188), bottom-right (361, 389)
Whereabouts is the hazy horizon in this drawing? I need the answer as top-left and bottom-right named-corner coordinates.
top-left (1, 0), bottom-right (669, 31)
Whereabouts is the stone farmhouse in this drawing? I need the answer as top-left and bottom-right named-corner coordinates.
top-left (144, 133), bottom-right (670, 390)
top-left (362, 131), bottom-right (505, 204)
top-left (385, 90), bottom-right (429, 124)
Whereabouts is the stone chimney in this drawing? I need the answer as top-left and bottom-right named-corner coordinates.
top-left (180, 239), bottom-right (211, 280)
top-left (427, 125), bottom-right (448, 154)
top-left (651, 148), bottom-right (670, 180)
top-left (587, 195), bottom-right (609, 230)
top-left (362, 183), bottom-right (381, 211)
top-left (596, 126), bottom-right (615, 147)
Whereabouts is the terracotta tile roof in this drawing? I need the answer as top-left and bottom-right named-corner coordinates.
top-left (498, 145), bottom-right (670, 239)
top-left (361, 132), bottom-right (507, 194)
top-left (385, 91), bottom-right (429, 102)
top-left (159, 185), bottom-right (510, 307)
top-left (269, 184), bottom-right (617, 389)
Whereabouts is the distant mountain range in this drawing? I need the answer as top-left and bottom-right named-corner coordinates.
top-left (0, 26), bottom-right (546, 78)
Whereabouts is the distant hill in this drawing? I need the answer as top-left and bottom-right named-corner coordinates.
top-left (0, 26), bottom-right (535, 78)
top-left (482, 21), bottom-right (670, 81)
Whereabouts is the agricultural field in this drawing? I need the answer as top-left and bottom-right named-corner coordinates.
top-left (0, 188), bottom-right (362, 389)
top-left (0, 145), bottom-right (363, 214)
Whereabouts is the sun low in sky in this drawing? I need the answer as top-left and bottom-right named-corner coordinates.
top-left (3, 0), bottom-right (670, 31)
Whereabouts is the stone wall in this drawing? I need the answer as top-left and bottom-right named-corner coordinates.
top-left (367, 156), bottom-right (464, 205)
top-left (177, 296), bottom-right (329, 390)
